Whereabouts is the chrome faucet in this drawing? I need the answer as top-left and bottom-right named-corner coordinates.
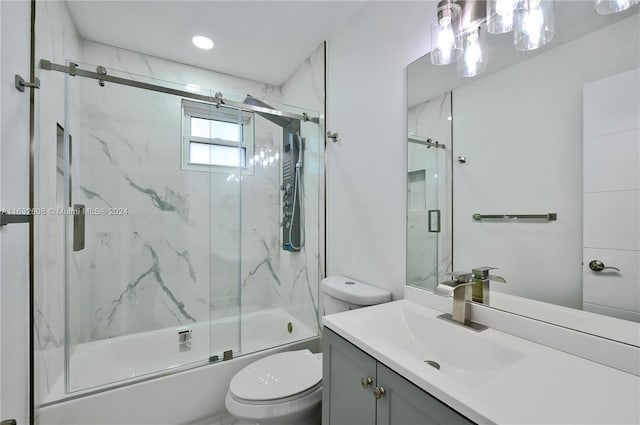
top-left (434, 272), bottom-right (475, 325)
top-left (471, 267), bottom-right (506, 305)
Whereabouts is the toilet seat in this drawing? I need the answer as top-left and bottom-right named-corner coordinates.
top-left (230, 380), bottom-right (322, 405)
top-left (228, 349), bottom-right (322, 404)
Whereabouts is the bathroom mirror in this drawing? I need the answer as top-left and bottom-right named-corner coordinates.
top-left (407, 1), bottom-right (640, 346)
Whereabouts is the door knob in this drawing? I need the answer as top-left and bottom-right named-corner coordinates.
top-left (373, 386), bottom-right (385, 399)
top-left (588, 260), bottom-right (620, 272)
top-left (360, 377), bottom-right (372, 389)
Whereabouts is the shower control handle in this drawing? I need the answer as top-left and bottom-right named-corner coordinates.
top-left (360, 377), bottom-right (373, 389)
top-left (373, 386), bottom-right (385, 399)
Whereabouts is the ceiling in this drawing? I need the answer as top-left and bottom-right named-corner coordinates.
top-left (65, 1), bottom-right (365, 86)
top-left (408, 1), bottom-right (640, 107)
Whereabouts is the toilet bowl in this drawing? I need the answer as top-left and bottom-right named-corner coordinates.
top-left (225, 349), bottom-right (323, 425)
top-left (225, 276), bottom-right (391, 424)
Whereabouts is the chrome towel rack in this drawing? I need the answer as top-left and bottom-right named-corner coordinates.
top-left (472, 213), bottom-right (557, 221)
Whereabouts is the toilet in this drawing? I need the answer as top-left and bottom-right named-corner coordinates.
top-left (225, 276), bottom-right (391, 425)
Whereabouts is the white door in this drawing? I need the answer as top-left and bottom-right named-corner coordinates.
top-left (582, 68), bottom-right (640, 322)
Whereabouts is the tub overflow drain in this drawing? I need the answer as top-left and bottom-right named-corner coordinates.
top-left (425, 360), bottom-right (440, 370)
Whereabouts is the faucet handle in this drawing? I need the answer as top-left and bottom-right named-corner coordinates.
top-left (447, 271), bottom-right (472, 283)
top-left (472, 267), bottom-right (506, 283)
top-left (472, 267), bottom-right (497, 278)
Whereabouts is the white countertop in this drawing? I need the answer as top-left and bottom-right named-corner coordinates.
top-left (322, 300), bottom-right (640, 424)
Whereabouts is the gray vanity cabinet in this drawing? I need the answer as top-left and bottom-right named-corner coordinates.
top-left (322, 328), bottom-right (377, 425)
top-left (322, 328), bottom-right (475, 425)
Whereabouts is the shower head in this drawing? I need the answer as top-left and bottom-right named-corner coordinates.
top-left (243, 94), bottom-right (292, 128)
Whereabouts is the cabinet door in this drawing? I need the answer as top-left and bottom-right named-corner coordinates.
top-left (322, 328), bottom-right (377, 425)
top-left (376, 363), bottom-right (475, 425)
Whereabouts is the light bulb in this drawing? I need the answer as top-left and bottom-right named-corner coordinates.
top-left (614, 0), bottom-right (631, 9)
top-left (431, 2), bottom-right (461, 65)
top-left (522, 8), bottom-right (543, 40)
top-left (457, 27), bottom-right (487, 77)
top-left (595, 0), bottom-right (638, 14)
top-left (514, 0), bottom-right (554, 50)
top-left (496, 0), bottom-right (518, 16)
top-left (437, 22), bottom-right (456, 62)
top-left (488, 0), bottom-right (518, 34)
top-left (464, 33), bottom-right (481, 76)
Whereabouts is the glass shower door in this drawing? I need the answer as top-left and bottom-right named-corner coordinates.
top-left (407, 91), bottom-right (452, 291)
top-left (407, 138), bottom-right (441, 290)
top-left (64, 64), bottom-right (229, 393)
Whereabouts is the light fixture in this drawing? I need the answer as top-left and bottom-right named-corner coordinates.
top-left (429, 0), bottom-right (635, 78)
top-left (191, 35), bottom-right (214, 50)
top-left (595, 0), bottom-right (640, 14)
top-left (431, 0), bottom-right (462, 65)
top-left (457, 26), bottom-right (488, 77)
top-left (514, 0), bottom-right (555, 51)
top-left (487, 0), bottom-right (518, 34)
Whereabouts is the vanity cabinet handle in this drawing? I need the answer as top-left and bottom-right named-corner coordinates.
top-left (360, 377), bottom-right (373, 389)
top-left (373, 386), bottom-right (385, 399)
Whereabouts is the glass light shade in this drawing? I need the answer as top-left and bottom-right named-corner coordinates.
top-left (457, 27), bottom-right (488, 77)
top-left (487, 0), bottom-right (519, 34)
top-left (514, 0), bottom-right (555, 51)
top-left (430, 1), bottom-right (462, 66)
top-left (595, 0), bottom-right (639, 14)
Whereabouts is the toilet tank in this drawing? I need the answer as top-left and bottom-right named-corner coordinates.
top-left (320, 276), bottom-right (391, 315)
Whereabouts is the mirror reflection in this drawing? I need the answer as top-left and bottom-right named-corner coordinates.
top-left (407, 0), bottom-right (639, 346)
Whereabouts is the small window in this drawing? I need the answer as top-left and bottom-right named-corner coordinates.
top-left (181, 99), bottom-right (253, 172)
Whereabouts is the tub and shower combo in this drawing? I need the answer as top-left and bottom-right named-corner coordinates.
top-left (34, 54), bottom-right (324, 424)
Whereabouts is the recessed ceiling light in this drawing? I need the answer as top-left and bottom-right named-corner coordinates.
top-left (192, 35), bottom-right (214, 50)
top-left (185, 84), bottom-right (201, 92)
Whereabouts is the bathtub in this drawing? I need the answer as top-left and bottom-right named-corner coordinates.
top-left (39, 308), bottom-right (319, 424)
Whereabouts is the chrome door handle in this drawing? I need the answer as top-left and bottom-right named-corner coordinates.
top-left (373, 386), bottom-right (385, 399)
top-left (588, 260), bottom-right (620, 272)
top-left (360, 377), bottom-right (372, 389)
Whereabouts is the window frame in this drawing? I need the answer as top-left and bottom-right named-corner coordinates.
top-left (181, 99), bottom-right (254, 173)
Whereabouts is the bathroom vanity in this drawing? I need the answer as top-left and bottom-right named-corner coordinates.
top-left (322, 300), bottom-right (640, 425)
top-left (322, 327), bottom-right (473, 424)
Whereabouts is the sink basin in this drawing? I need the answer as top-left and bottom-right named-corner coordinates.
top-left (339, 301), bottom-right (525, 384)
top-left (400, 308), bottom-right (525, 378)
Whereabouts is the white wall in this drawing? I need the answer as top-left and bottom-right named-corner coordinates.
top-left (452, 15), bottom-right (640, 309)
top-left (326, 1), bottom-right (432, 300)
top-left (0, 1), bottom-right (31, 423)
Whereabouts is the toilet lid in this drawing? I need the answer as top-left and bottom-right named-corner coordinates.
top-left (229, 349), bottom-right (322, 402)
